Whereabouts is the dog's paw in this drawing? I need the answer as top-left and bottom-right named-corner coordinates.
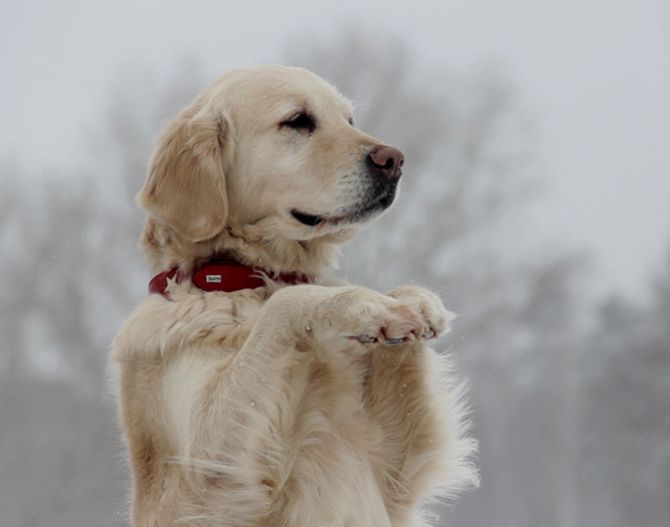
top-left (313, 287), bottom-right (425, 347)
top-left (386, 285), bottom-right (454, 340)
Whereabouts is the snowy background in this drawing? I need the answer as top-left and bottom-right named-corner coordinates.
top-left (1, 1), bottom-right (669, 526)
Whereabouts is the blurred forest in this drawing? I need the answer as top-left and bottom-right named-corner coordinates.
top-left (0, 35), bottom-right (668, 527)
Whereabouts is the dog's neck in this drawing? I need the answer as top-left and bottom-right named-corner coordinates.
top-left (140, 217), bottom-right (348, 278)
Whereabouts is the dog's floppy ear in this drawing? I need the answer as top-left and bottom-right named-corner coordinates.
top-left (137, 105), bottom-right (230, 242)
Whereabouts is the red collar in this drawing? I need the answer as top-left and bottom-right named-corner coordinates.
top-left (148, 259), bottom-right (312, 298)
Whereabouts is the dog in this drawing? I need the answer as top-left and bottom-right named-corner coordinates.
top-left (111, 65), bottom-right (477, 527)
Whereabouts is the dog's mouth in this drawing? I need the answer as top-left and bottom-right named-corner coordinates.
top-left (291, 188), bottom-right (397, 228)
top-left (291, 210), bottom-right (326, 226)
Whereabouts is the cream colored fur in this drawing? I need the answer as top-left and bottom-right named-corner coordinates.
top-left (112, 66), bottom-right (477, 527)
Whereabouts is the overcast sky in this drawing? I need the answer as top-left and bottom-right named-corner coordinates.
top-left (1, 0), bottom-right (668, 297)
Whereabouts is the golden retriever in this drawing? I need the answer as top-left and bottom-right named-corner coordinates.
top-left (112, 65), bottom-right (477, 527)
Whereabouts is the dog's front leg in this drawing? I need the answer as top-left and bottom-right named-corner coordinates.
top-left (362, 286), bottom-right (476, 525)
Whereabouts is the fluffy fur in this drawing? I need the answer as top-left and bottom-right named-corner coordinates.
top-left (112, 66), bottom-right (478, 527)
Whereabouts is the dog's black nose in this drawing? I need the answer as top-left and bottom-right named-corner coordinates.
top-left (367, 145), bottom-right (404, 181)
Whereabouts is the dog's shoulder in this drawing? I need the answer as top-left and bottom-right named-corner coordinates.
top-left (111, 286), bottom-right (266, 365)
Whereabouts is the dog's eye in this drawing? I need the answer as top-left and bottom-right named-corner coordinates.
top-left (347, 116), bottom-right (354, 126)
top-left (280, 112), bottom-right (316, 133)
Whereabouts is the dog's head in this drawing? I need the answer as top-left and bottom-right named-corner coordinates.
top-left (138, 66), bottom-right (404, 252)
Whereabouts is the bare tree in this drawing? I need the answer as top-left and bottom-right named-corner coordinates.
top-left (581, 250), bottom-right (670, 527)
top-left (0, 63), bottom-right (208, 527)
